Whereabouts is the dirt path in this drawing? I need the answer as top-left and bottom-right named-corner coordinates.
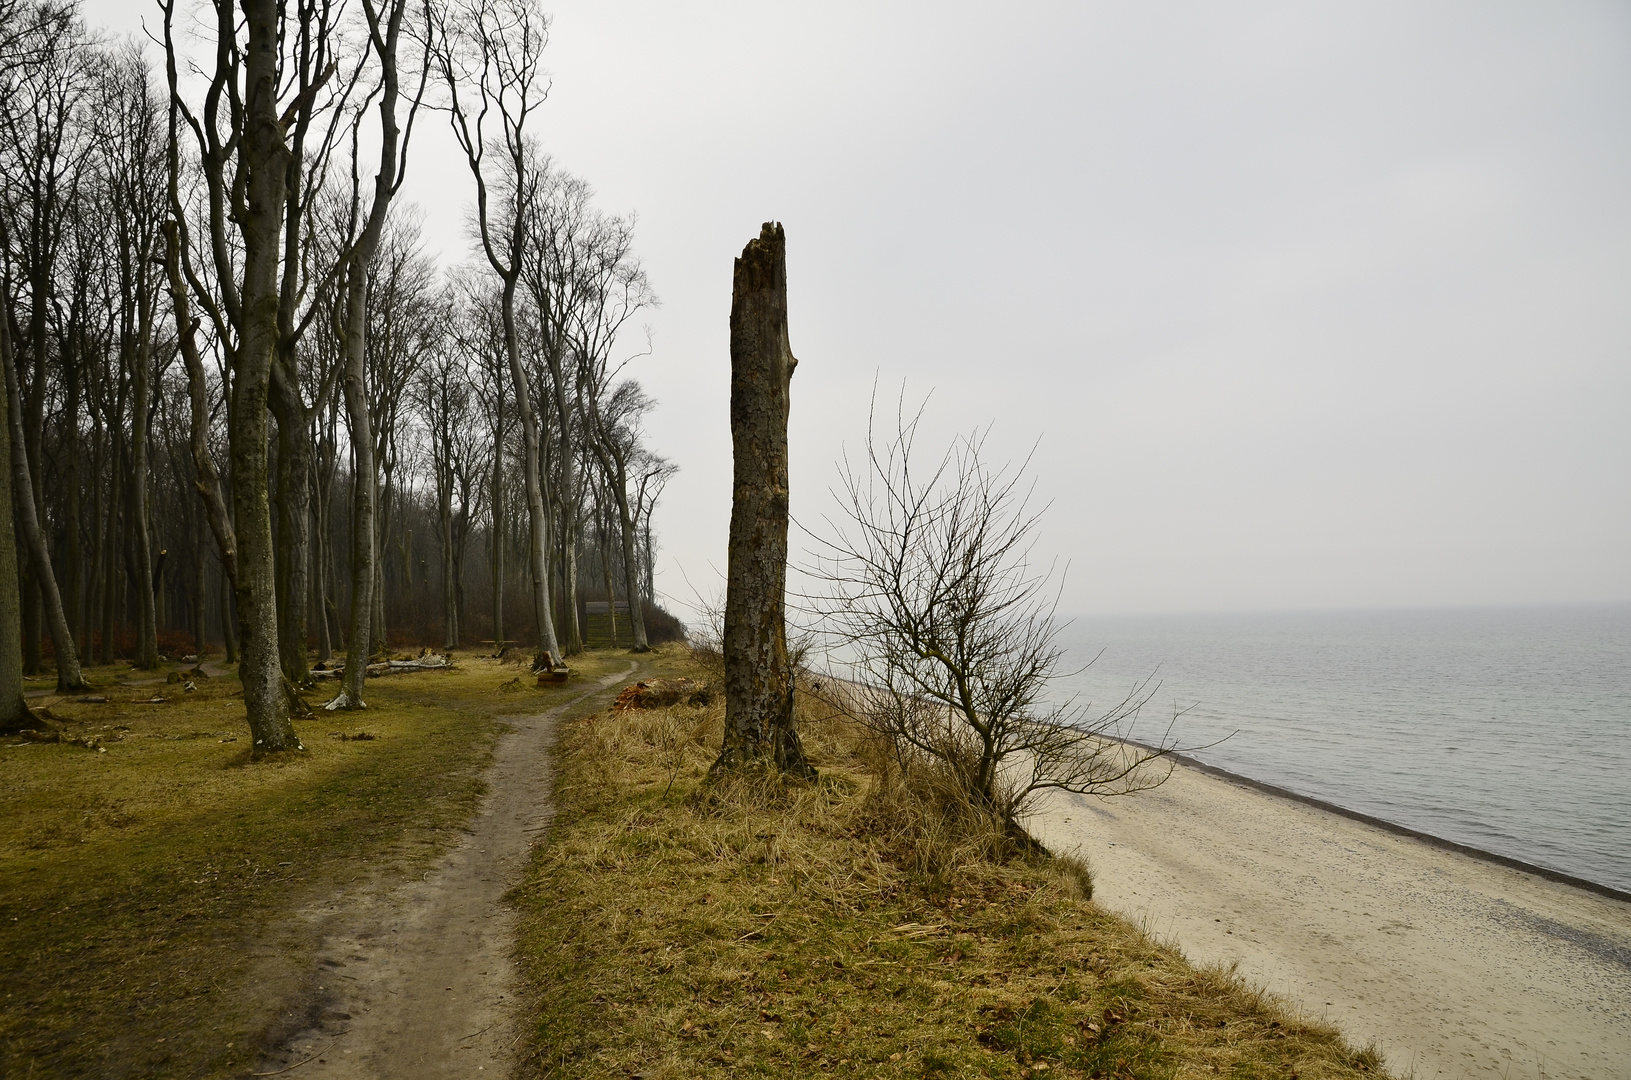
top-left (1032, 762), bottom-right (1631, 1080)
top-left (250, 660), bottom-right (640, 1078)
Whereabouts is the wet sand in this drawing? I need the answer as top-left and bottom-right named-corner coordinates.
top-left (1030, 759), bottom-right (1631, 1080)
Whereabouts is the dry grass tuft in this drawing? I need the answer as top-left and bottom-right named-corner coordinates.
top-left (513, 646), bottom-right (1393, 1079)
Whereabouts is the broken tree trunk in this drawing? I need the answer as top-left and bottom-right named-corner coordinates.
top-left (712, 223), bottom-right (813, 780)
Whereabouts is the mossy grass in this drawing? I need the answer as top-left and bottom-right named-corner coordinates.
top-left (0, 648), bottom-right (633, 1078)
top-left (513, 646), bottom-right (1392, 1079)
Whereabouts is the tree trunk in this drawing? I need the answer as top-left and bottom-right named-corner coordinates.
top-left (220, 563), bottom-right (238, 663)
top-left (372, 471), bottom-right (388, 652)
top-left (590, 437), bottom-right (649, 653)
top-left (61, 344), bottom-right (81, 654)
top-left (3, 328), bottom-right (87, 692)
top-left (440, 462), bottom-right (456, 650)
top-left (310, 496), bottom-right (330, 661)
top-left (270, 367), bottom-right (311, 685)
top-left (714, 223), bottom-right (812, 779)
top-left (161, 220), bottom-right (238, 588)
top-left (83, 418), bottom-right (104, 659)
top-left (229, 0), bottom-right (301, 755)
top-left (20, 268), bottom-right (46, 677)
top-left (99, 433), bottom-right (121, 664)
top-left (130, 310), bottom-right (159, 670)
top-left (193, 515), bottom-right (208, 656)
top-left (545, 346), bottom-right (581, 655)
top-left (337, 262), bottom-right (377, 710)
top-left (609, 455), bottom-right (649, 652)
top-left (499, 279), bottom-right (561, 664)
top-left (0, 303), bottom-right (28, 727)
top-left (491, 414), bottom-right (505, 646)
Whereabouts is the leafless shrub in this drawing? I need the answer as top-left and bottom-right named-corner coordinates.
top-left (807, 398), bottom-right (1181, 840)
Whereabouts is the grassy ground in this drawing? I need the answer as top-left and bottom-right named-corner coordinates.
top-left (0, 648), bottom-right (632, 1079)
top-left (513, 647), bottom-right (1393, 1080)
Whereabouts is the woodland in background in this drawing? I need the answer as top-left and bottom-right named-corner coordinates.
top-left (0, 0), bottom-right (681, 743)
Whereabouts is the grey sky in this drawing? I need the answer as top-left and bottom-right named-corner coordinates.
top-left (87, 0), bottom-right (1631, 616)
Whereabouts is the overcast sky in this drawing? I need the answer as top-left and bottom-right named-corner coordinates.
top-left (89, 1), bottom-right (1631, 618)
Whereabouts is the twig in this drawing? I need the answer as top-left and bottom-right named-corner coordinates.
top-left (248, 1032), bottom-right (348, 1076)
top-left (460, 1024), bottom-right (492, 1041)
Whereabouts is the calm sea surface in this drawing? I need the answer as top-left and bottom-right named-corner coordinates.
top-left (1050, 605), bottom-right (1631, 893)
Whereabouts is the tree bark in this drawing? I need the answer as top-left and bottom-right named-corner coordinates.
top-left (333, 0), bottom-right (415, 707)
top-left (0, 301), bottom-right (28, 727)
top-left (337, 280), bottom-right (377, 708)
top-left (544, 343), bottom-right (581, 655)
top-left (230, 0), bottom-right (302, 754)
top-left (500, 278), bottom-right (562, 664)
top-left (491, 425), bottom-right (504, 646)
top-left (714, 223), bottom-right (811, 778)
top-left (99, 432), bottom-right (121, 664)
top-left (161, 213), bottom-right (236, 590)
top-left (3, 322), bottom-right (86, 692)
top-left (130, 294), bottom-right (159, 670)
top-left (61, 339), bottom-right (81, 653)
top-left (270, 366), bottom-right (312, 685)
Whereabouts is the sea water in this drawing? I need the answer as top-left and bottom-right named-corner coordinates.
top-left (1049, 605), bottom-right (1631, 894)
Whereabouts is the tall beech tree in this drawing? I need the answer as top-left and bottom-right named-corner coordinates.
top-left (432, 0), bottom-right (564, 667)
top-left (161, 0), bottom-right (333, 753)
top-left (331, 0), bottom-right (426, 711)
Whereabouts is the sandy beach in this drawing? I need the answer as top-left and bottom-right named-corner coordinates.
top-left (1030, 759), bottom-right (1631, 1080)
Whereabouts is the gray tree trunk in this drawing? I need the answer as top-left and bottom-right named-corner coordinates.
top-left (130, 294), bottom-right (159, 670)
top-left (98, 433), bottom-right (120, 664)
top-left (338, 284), bottom-right (377, 709)
top-left (491, 432), bottom-right (505, 646)
top-left (439, 463), bottom-right (456, 649)
top-left (714, 223), bottom-right (811, 778)
top-left (609, 456), bottom-right (649, 652)
top-left (500, 280), bottom-right (562, 665)
top-left (161, 220), bottom-right (238, 588)
top-left (270, 368), bottom-right (312, 686)
top-left (3, 325), bottom-right (86, 692)
top-left (0, 303), bottom-right (27, 727)
top-left (333, 0), bottom-right (413, 707)
top-left (545, 346), bottom-right (581, 655)
top-left (228, 0), bottom-right (302, 754)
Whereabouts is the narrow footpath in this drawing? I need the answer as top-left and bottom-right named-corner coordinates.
top-left (251, 660), bottom-right (641, 1078)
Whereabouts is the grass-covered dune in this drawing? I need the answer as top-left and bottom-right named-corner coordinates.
top-left (513, 647), bottom-right (1392, 1080)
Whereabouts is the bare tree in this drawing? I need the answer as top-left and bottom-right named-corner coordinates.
top-left (0, 0), bottom-right (89, 692)
top-left (160, 0), bottom-right (337, 752)
top-left (96, 44), bottom-right (168, 670)
top-left (330, 0), bottom-right (427, 710)
top-left (570, 201), bottom-right (655, 653)
top-left (431, 0), bottom-right (564, 667)
top-left (810, 399), bottom-right (1178, 837)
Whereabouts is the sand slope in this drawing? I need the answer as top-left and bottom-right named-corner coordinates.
top-left (1031, 761), bottom-right (1631, 1080)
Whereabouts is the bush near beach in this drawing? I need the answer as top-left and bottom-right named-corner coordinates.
top-left (513, 645), bottom-right (1391, 1080)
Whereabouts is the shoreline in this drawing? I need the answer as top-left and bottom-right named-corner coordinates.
top-left (1120, 738), bottom-right (1631, 905)
top-left (1033, 748), bottom-right (1631, 1080)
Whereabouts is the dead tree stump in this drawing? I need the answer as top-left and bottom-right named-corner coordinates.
top-left (713, 222), bottom-right (815, 780)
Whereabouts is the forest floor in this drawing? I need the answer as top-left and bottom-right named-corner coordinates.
top-left (0, 645), bottom-right (647, 1079)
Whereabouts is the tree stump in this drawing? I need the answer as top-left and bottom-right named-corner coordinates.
top-left (713, 223), bottom-right (815, 780)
